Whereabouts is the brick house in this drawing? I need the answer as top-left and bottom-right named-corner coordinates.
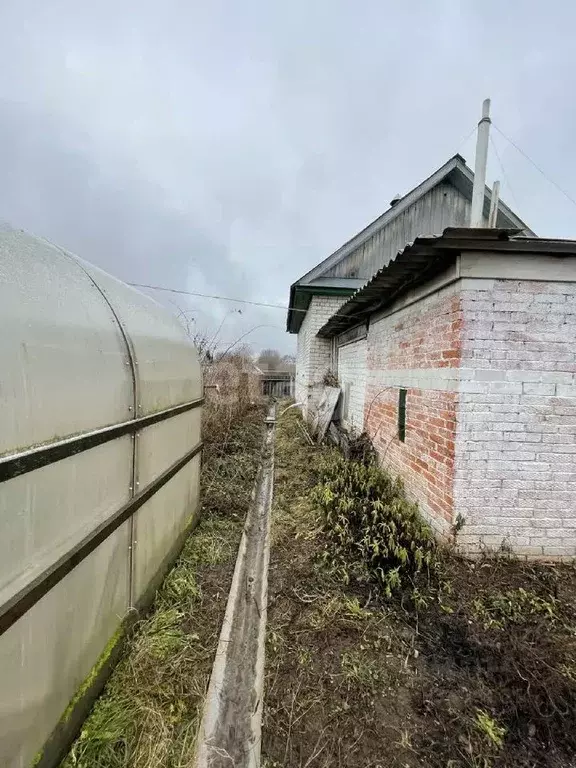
top-left (287, 156), bottom-right (576, 557)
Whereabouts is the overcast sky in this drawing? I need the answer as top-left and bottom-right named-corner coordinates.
top-left (1, 1), bottom-right (575, 354)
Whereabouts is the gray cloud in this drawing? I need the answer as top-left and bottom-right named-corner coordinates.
top-left (1, 0), bottom-right (575, 353)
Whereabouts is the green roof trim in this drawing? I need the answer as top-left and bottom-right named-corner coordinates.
top-left (286, 284), bottom-right (357, 334)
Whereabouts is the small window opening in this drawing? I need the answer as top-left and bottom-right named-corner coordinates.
top-left (398, 388), bottom-right (407, 442)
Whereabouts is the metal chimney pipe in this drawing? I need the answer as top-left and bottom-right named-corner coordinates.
top-left (470, 98), bottom-right (491, 227)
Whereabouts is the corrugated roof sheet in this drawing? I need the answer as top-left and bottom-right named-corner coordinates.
top-left (317, 228), bottom-right (576, 338)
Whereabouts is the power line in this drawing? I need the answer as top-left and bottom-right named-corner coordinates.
top-left (456, 124), bottom-right (478, 156)
top-left (129, 281), bottom-right (308, 313)
top-left (128, 281), bottom-right (363, 319)
top-left (493, 124), bottom-right (576, 211)
top-left (489, 133), bottom-right (521, 211)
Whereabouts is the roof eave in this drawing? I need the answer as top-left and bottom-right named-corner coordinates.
top-left (317, 228), bottom-right (576, 338)
top-left (286, 283), bottom-right (359, 334)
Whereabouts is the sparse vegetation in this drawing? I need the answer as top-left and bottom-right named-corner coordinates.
top-left (471, 586), bottom-right (560, 630)
top-left (262, 404), bottom-right (576, 768)
top-left (61, 399), bottom-right (265, 768)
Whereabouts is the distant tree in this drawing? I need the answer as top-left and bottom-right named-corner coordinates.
top-left (257, 348), bottom-right (283, 371)
top-left (230, 343), bottom-right (253, 360)
top-left (225, 344), bottom-right (254, 369)
top-left (280, 354), bottom-right (296, 374)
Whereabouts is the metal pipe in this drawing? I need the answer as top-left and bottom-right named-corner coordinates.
top-left (470, 98), bottom-right (491, 227)
top-left (488, 179), bottom-right (501, 227)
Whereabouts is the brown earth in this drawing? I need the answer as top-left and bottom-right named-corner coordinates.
top-left (261, 407), bottom-right (576, 768)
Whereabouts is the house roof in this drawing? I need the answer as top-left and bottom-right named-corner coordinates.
top-left (317, 227), bottom-right (576, 338)
top-left (287, 154), bottom-right (535, 334)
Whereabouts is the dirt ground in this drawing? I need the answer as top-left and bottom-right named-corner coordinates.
top-left (262, 407), bottom-right (576, 768)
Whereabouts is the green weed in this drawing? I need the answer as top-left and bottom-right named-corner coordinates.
top-left (472, 587), bottom-right (559, 630)
top-left (340, 650), bottom-right (383, 691)
top-left (312, 454), bottom-right (437, 597)
top-left (474, 709), bottom-right (507, 749)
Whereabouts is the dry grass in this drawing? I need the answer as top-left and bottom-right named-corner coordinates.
top-left (262, 405), bottom-right (576, 768)
top-left (61, 400), bottom-right (265, 768)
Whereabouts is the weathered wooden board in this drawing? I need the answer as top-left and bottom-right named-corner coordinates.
top-left (311, 386), bottom-right (341, 442)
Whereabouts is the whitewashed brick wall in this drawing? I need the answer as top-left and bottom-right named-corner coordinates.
top-left (295, 296), bottom-right (346, 416)
top-left (454, 278), bottom-right (576, 558)
top-left (336, 339), bottom-right (367, 431)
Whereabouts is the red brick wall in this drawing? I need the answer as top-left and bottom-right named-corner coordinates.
top-left (364, 288), bottom-right (462, 535)
top-left (373, 293), bottom-right (462, 370)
